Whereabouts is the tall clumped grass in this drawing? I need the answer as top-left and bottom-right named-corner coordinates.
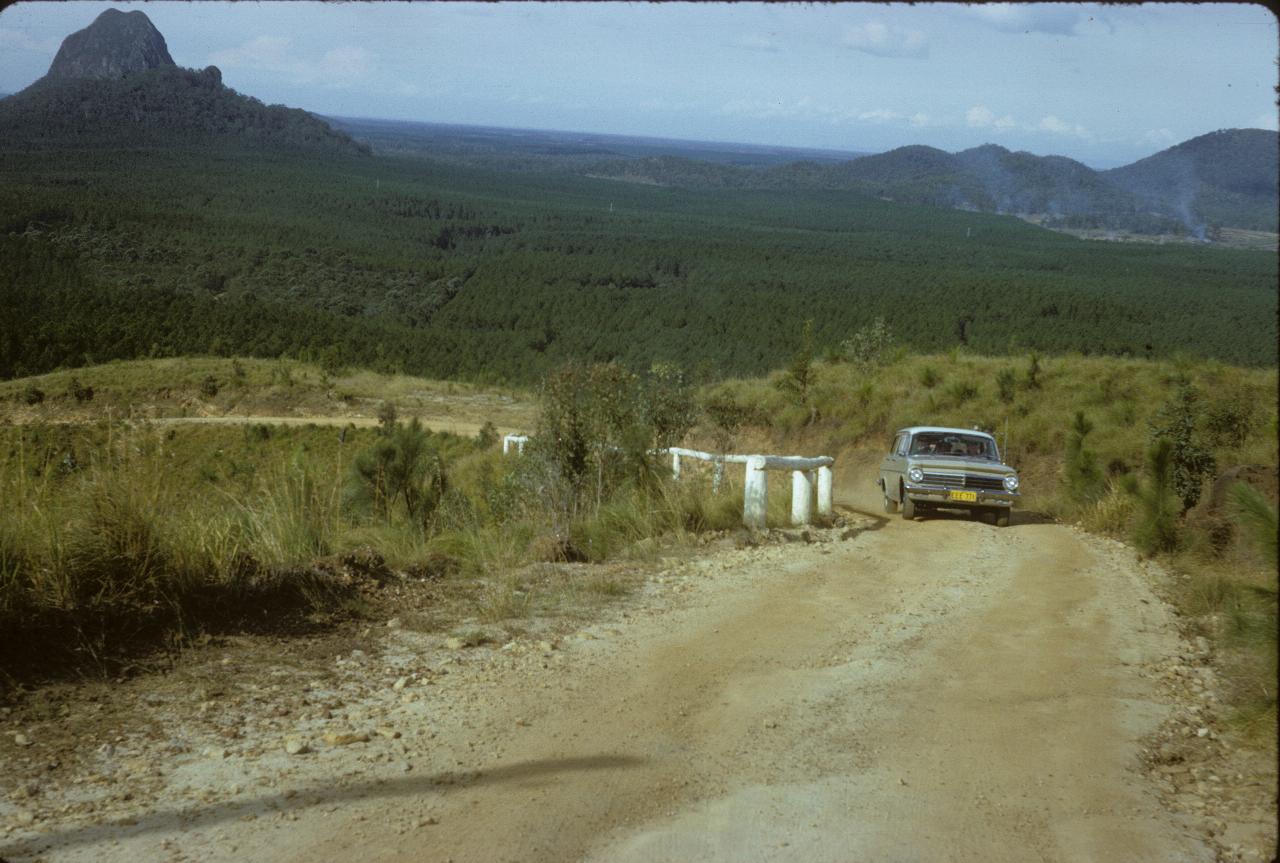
top-left (0, 361), bottom-right (742, 682)
top-left (0, 424), bottom-right (357, 681)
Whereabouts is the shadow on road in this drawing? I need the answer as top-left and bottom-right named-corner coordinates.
top-left (0, 754), bottom-right (645, 857)
top-left (900, 505), bottom-right (1057, 528)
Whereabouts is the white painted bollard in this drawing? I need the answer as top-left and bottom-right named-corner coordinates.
top-left (743, 456), bottom-right (768, 529)
top-left (791, 469), bottom-right (813, 526)
top-left (817, 466), bottom-right (833, 517)
top-left (672, 452), bottom-right (682, 480)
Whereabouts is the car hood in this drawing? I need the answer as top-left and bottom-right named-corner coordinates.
top-left (906, 455), bottom-right (1015, 475)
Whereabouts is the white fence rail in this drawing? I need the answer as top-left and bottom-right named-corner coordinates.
top-left (665, 447), bottom-right (832, 529)
top-left (501, 435), bottom-right (833, 529)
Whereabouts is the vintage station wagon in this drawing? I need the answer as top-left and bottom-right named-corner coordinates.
top-left (877, 426), bottom-right (1020, 526)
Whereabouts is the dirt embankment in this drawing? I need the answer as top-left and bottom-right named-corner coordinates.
top-left (1, 474), bottom-right (1274, 862)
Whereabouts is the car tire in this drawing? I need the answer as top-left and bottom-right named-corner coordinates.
top-left (995, 511), bottom-right (1010, 528)
top-left (901, 496), bottom-right (916, 520)
top-left (883, 493), bottom-right (899, 513)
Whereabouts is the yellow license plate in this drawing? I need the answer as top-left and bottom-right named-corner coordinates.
top-left (948, 490), bottom-right (978, 502)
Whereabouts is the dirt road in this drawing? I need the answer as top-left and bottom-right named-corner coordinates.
top-left (146, 415), bottom-right (515, 438)
top-left (3, 476), bottom-right (1259, 861)
top-left (300, 506), bottom-right (1203, 862)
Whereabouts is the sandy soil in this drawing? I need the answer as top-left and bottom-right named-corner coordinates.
top-left (1, 472), bottom-right (1274, 862)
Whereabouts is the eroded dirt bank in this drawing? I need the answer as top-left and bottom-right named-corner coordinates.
top-left (2, 480), bottom-right (1274, 862)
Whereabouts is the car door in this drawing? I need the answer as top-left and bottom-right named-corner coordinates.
top-left (881, 432), bottom-right (908, 493)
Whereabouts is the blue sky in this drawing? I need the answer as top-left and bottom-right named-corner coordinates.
top-left (1, 2), bottom-right (1276, 168)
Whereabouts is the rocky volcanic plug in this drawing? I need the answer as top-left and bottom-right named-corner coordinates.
top-left (45, 9), bottom-right (176, 82)
top-left (0, 9), bottom-right (365, 154)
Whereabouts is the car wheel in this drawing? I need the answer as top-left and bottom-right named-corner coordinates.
top-left (995, 511), bottom-right (1010, 528)
top-left (901, 496), bottom-right (916, 520)
top-left (883, 493), bottom-right (899, 513)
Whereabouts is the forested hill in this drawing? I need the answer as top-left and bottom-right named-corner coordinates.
top-left (2, 145), bottom-right (1275, 383)
top-left (575, 132), bottom-right (1278, 235)
top-left (1102, 129), bottom-right (1280, 236)
top-left (0, 10), bottom-right (367, 156)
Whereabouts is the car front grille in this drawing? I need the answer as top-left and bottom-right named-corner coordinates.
top-left (920, 472), bottom-right (1006, 491)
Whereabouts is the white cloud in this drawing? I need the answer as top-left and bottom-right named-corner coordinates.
top-left (1038, 114), bottom-right (1091, 139)
top-left (966, 105), bottom-right (1018, 131)
top-left (967, 5), bottom-right (1083, 36)
top-left (209, 36), bottom-right (372, 88)
top-left (842, 22), bottom-right (928, 59)
top-left (858, 108), bottom-right (904, 124)
top-left (966, 105), bottom-right (995, 128)
top-left (909, 112), bottom-right (931, 127)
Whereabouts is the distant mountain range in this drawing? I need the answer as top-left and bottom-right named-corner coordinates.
top-left (579, 130), bottom-right (1278, 235)
top-left (2, 11), bottom-right (1274, 236)
top-left (0, 9), bottom-right (366, 155)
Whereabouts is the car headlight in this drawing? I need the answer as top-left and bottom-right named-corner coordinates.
top-left (1003, 474), bottom-right (1019, 492)
top-left (908, 467), bottom-right (924, 483)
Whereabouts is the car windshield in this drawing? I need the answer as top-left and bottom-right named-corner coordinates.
top-left (909, 432), bottom-right (997, 460)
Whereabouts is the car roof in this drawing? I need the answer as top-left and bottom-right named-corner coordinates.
top-left (896, 426), bottom-right (996, 439)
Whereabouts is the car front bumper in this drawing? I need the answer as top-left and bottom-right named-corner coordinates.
top-left (902, 483), bottom-right (1019, 507)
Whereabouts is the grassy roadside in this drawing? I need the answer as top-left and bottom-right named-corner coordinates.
top-left (698, 348), bottom-right (1277, 746)
top-left (2, 349), bottom-right (1274, 738)
top-left (0, 356), bottom-right (534, 431)
top-left (0, 363), bottom-right (746, 689)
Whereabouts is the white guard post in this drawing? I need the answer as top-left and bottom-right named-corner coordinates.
top-left (665, 447), bottom-right (832, 529)
top-left (502, 434), bottom-right (528, 455)
top-left (743, 456), bottom-right (769, 529)
top-left (817, 466), bottom-right (833, 517)
top-left (791, 470), bottom-right (813, 526)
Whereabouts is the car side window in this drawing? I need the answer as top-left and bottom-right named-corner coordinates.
top-left (896, 435), bottom-right (910, 456)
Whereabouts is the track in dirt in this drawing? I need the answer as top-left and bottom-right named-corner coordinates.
top-left (285, 475), bottom-right (1209, 863)
top-left (2, 471), bottom-right (1215, 863)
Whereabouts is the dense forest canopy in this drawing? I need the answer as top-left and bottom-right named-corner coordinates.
top-left (2, 142), bottom-right (1276, 383)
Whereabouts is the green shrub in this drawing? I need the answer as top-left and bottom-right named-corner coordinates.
top-left (346, 418), bottom-right (447, 527)
top-left (1149, 378), bottom-right (1216, 512)
top-left (777, 320), bottom-right (815, 402)
top-left (946, 379), bottom-right (979, 405)
top-left (199, 374), bottom-right (219, 398)
top-left (1133, 439), bottom-right (1181, 555)
top-left (1229, 482), bottom-right (1278, 568)
top-left (1025, 352), bottom-right (1042, 390)
top-left (22, 384), bottom-right (44, 406)
top-left (475, 420), bottom-right (499, 450)
top-left (919, 365), bottom-right (941, 389)
top-left (376, 400), bottom-right (398, 436)
top-left (1064, 411), bottom-right (1104, 506)
top-left (996, 368), bottom-right (1016, 403)
top-left (1204, 395), bottom-right (1256, 449)
top-left (841, 317), bottom-right (894, 366)
top-left (67, 377), bottom-right (94, 403)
